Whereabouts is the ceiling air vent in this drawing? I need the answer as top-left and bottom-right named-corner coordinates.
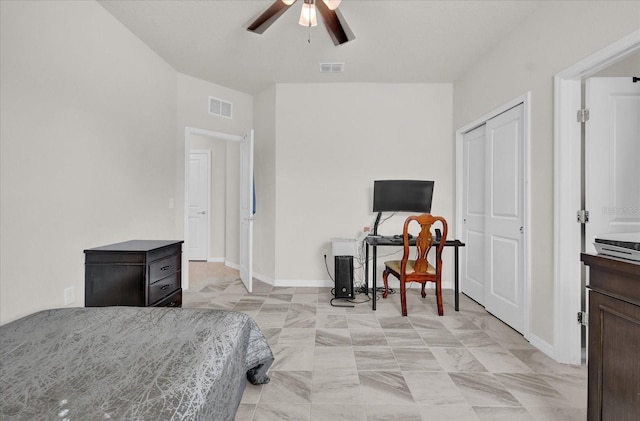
top-left (208, 97), bottom-right (233, 119)
top-left (319, 62), bottom-right (345, 73)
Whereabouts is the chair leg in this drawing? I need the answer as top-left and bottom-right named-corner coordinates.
top-left (382, 269), bottom-right (390, 299)
top-left (400, 280), bottom-right (408, 316)
top-left (435, 279), bottom-right (443, 316)
top-left (421, 282), bottom-right (426, 298)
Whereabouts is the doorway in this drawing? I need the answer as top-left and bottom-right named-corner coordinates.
top-left (553, 29), bottom-right (640, 365)
top-left (183, 127), bottom-right (246, 291)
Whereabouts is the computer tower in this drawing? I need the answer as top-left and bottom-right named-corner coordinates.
top-left (334, 255), bottom-right (354, 299)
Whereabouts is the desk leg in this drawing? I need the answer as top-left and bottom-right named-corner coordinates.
top-left (372, 245), bottom-right (377, 311)
top-left (454, 245), bottom-right (460, 312)
top-left (365, 244), bottom-right (369, 298)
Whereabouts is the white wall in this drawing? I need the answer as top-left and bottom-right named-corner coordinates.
top-left (0, 0), bottom-right (178, 324)
top-left (273, 83), bottom-right (453, 286)
top-left (452, 1), bottom-right (640, 345)
top-left (253, 86), bottom-right (277, 281)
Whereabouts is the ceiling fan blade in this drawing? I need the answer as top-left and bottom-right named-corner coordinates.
top-left (247, 0), bottom-right (296, 34)
top-left (315, 0), bottom-right (355, 46)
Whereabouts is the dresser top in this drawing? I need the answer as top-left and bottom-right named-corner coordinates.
top-left (84, 240), bottom-right (183, 253)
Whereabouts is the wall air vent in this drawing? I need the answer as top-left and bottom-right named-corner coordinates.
top-left (208, 97), bottom-right (233, 119)
top-left (319, 62), bottom-right (345, 73)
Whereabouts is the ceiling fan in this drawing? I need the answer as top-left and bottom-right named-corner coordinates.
top-left (247, 0), bottom-right (355, 46)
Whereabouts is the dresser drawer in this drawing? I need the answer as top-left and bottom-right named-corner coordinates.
top-left (147, 243), bottom-right (182, 263)
top-left (149, 254), bottom-right (181, 283)
top-left (154, 289), bottom-right (182, 307)
top-left (149, 273), bottom-right (181, 305)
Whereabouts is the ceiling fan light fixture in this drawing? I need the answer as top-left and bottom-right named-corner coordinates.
top-left (282, 0), bottom-right (296, 5)
top-left (298, 2), bottom-right (318, 27)
top-left (322, 0), bottom-right (341, 10)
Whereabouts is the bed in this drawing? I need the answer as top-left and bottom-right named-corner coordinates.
top-left (0, 307), bottom-right (273, 420)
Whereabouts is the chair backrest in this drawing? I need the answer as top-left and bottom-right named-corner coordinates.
top-left (401, 214), bottom-right (448, 274)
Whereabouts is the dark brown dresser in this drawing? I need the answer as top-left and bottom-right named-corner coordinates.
top-left (581, 253), bottom-right (640, 421)
top-left (85, 240), bottom-right (183, 307)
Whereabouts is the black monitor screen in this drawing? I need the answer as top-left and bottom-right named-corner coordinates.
top-left (373, 180), bottom-right (434, 213)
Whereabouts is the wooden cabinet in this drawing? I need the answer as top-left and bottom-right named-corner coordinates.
top-left (581, 253), bottom-right (640, 421)
top-left (85, 240), bottom-right (183, 307)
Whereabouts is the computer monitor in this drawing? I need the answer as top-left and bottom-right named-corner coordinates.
top-left (372, 180), bottom-right (434, 235)
top-left (373, 180), bottom-right (434, 213)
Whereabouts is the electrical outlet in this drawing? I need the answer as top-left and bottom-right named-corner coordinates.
top-left (321, 248), bottom-right (328, 257)
top-left (64, 286), bottom-right (75, 305)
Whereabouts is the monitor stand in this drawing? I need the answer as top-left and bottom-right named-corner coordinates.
top-left (372, 212), bottom-right (382, 236)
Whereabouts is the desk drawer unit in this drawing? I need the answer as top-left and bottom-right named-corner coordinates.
top-left (85, 240), bottom-right (183, 307)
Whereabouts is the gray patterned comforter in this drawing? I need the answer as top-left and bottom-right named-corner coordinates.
top-left (0, 307), bottom-right (273, 420)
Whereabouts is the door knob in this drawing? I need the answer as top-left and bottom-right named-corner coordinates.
top-left (198, 211), bottom-right (206, 215)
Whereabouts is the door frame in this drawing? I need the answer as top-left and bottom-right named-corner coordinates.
top-left (455, 92), bottom-right (531, 341)
top-left (553, 29), bottom-right (640, 365)
top-left (183, 126), bottom-right (243, 291)
top-left (188, 150), bottom-right (212, 262)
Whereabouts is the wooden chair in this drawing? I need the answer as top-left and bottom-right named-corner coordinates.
top-left (382, 214), bottom-right (448, 316)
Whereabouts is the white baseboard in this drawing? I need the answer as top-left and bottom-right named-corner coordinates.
top-left (273, 279), bottom-right (334, 288)
top-left (528, 332), bottom-right (556, 361)
top-left (217, 262), bottom-right (332, 289)
top-left (225, 261), bottom-right (240, 271)
top-left (253, 271), bottom-right (274, 286)
top-left (207, 257), bottom-right (225, 263)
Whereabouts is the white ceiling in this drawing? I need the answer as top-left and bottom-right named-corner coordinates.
top-left (98, 0), bottom-right (545, 95)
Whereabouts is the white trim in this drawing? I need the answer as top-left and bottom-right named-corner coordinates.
top-left (184, 127), bottom-right (243, 292)
top-left (553, 29), bottom-right (640, 365)
top-left (225, 260), bottom-right (240, 271)
top-left (528, 333), bottom-right (555, 360)
top-left (226, 262), bottom-right (275, 288)
top-left (253, 271), bottom-right (275, 286)
top-left (207, 257), bottom-right (225, 263)
top-left (273, 279), bottom-right (335, 288)
top-left (455, 92), bottom-right (532, 342)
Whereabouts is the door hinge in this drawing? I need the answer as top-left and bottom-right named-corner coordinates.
top-left (577, 311), bottom-right (588, 326)
top-left (577, 210), bottom-right (589, 224)
top-left (577, 109), bottom-right (590, 123)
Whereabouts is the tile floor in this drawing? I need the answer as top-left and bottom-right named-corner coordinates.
top-left (183, 262), bottom-right (587, 421)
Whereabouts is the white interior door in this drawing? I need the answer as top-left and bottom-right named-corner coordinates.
top-left (239, 130), bottom-right (254, 293)
top-left (461, 124), bottom-right (487, 304)
top-left (188, 151), bottom-right (210, 261)
top-left (585, 77), bottom-right (640, 252)
top-left (484, 104), bottom-right (525, 334)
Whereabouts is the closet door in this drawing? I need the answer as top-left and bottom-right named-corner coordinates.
top-left (461, 125), bottom-right (487, 304)
top-left (484, 104), bottom-right (525, 334)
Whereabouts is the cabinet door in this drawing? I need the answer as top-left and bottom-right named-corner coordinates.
top-left (85, 265), bottom-right (145, 306)
top-left (588, 291), bottom-right (640, 421)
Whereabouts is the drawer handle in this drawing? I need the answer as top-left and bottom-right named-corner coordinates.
top-left (160, 265), bottom-right (173, 271)
top-left (160, 284), bottom-right (171, 290)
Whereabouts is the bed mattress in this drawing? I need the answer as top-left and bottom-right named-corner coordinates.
top-left (0, 307), bottom-right (273, 420)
